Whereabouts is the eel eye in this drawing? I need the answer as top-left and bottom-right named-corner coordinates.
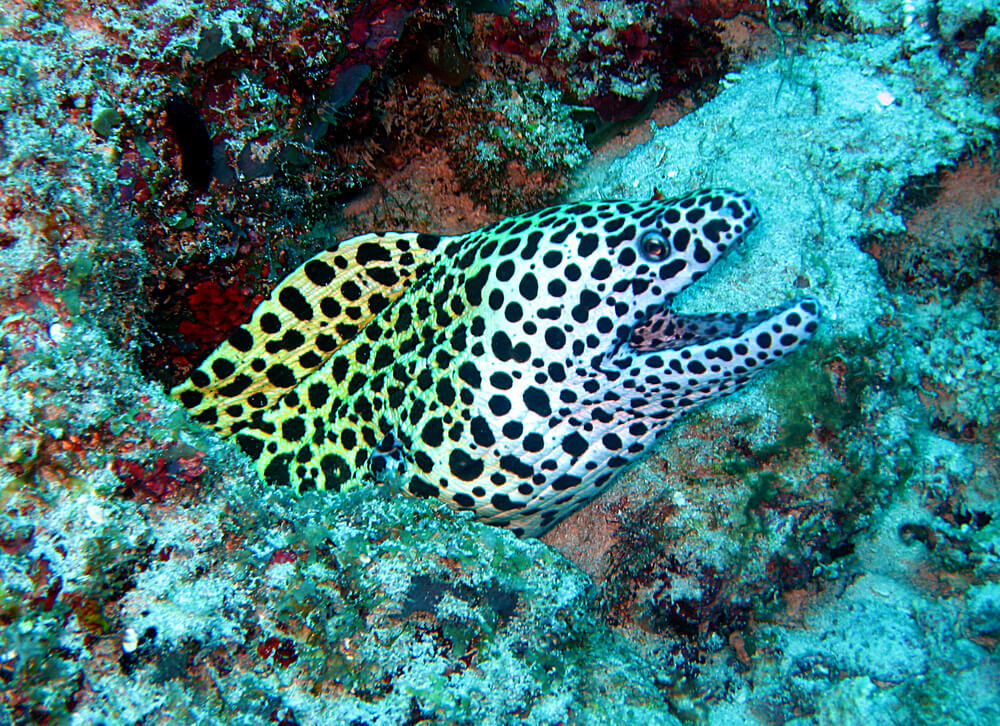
top-left (639, 231), bottom-right (669, 262)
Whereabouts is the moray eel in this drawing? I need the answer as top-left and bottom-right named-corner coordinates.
top-left (173, 189), bottom-right (820, 537)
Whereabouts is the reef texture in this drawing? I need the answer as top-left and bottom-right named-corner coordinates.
top-left (0, 0), bottom-right (999, 724)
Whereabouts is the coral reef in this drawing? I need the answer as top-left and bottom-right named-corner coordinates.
top-left (1, 0), bottom-right (999, 723)
top-left (489, 0), bottom-right (740, 119)
top-left (4, 466), bottom-right (676, 723)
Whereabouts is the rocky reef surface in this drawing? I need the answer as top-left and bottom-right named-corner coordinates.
top-left (0, 0), bottom-right (998, 724)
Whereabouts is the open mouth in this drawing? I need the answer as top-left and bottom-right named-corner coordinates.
top-left (628, 301), bottom-right (814, 353)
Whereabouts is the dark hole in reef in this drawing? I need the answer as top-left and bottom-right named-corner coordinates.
top-left (164, 94), bottom-right (214, 190)
top-left (954, 508), bottom-right (993, 529)
top-left (649, 598), bottom-right (702, 638)
top-left (981, 230), bottom-right (1000, 279)
top-left (402, 574), bottom-right (519, 621)
top-left (952, 11), bottom-right (996, 44)
top-left (118, 626), bottom-right (158, 676)
top-left (898, 522), bottom-right (937, 550)
top-left (930, 416), bottom-right (979, 443)
top-left (390, 7), bottom-right (472, 88)
top-left (824, 540), bottom-right (855, 561)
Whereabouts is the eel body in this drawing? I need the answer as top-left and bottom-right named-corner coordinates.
top-left (173, 190), bottom-right (819, 536)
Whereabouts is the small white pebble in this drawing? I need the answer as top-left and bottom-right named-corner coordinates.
top-left (671, 491), bottom-right (688, 507)
top-left (876, 91), bottom-right (895, 107)
top-left (86, 502), bottom-right (106, 524)
top-left (48, 322), bottom-right (66, 342)
top-left (122, 627), bottom-right (138, 653)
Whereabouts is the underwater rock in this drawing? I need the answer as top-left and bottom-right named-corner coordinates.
top-left (1, 0), bottom-right (999, 723)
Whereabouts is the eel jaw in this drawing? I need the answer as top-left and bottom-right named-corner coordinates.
top-left (622, 296), bottom-right (822, 389)
top-left (629, 298), bottom-right (820, 353)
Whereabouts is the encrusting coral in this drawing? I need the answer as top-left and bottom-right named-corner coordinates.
top-left (1, 0), bottom-right (1000, 723)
